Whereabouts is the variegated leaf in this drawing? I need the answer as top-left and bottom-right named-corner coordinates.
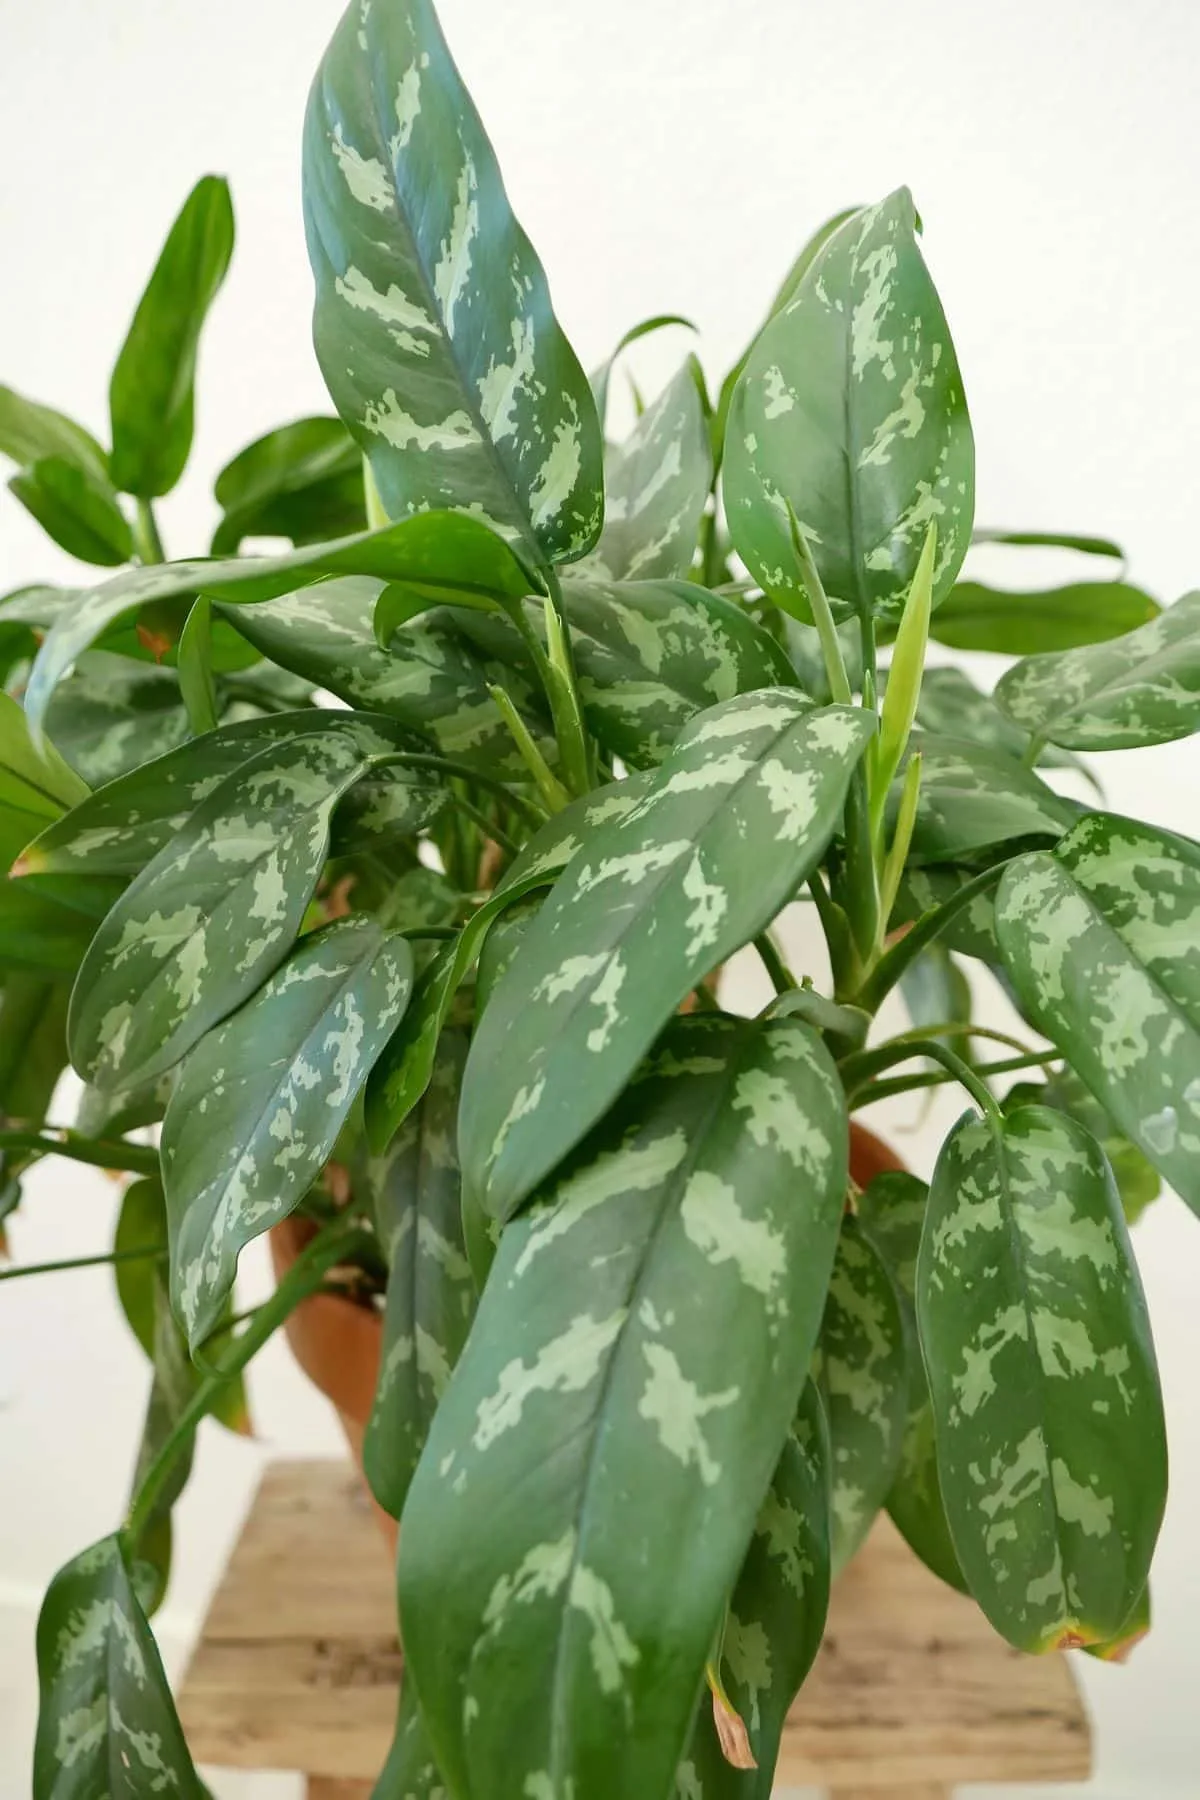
top-left (890, 858), bottom-right (1003, 964)
top-left (452, 576), bottom-right (798, 768)
top-left (25, 710), bottom-right (423, 880)
top-left (303, 0), bottom-right (603, 567)
top-left (33, 1533), bottom-right (204, 1800)
top-left (857, 1173), bottom-right (965, 1590)
top-left (996, 811), bottom-right (1200, 1215)
top-left (461, 691), bottom-right (875, 1223)
top-left (995, 590), bottom-right (1200, 750)
top-left (162, 917), bottom-right (413, 1348)
top-left (902, 733), bottom-right (1079, 863)
top-left (915, 666), bottom-right (1090, 781)
top-left (373, 1682), bottom-right (447, 1799)
top-left (676, 1380), bottom-right (832, 1799)
top-left (723, 189), bottom-right (974, 626)
top-left (364, 1030), bottom-right (474, 1518)
top-left (1006, 1071), bottom-right (1161, 1228)
top-left (44, 655), bottom-right (192, 789)
top-left (23, 511), bottom-right (536, 739)
top-left (917, 1105), bottom-right (1166, 1650)
top-left (399, 1013), bottom-right (847, 1800)
top-left (583, 357), bottom-right (712, 581)
top-left (365, 869), bottom-right (555, 1153)
top-left (68, 723), bottom-right (401, 1090)
top-left (222, 577), bottom-right (553, 776)
top-left (815, 1215), bottom-right (907, 1573)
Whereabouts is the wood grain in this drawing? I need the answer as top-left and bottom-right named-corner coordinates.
top-left (179, 1459), bottom-right (1091, 1788)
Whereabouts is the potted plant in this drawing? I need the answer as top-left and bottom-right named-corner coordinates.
top-left (5, 0), bottom-right (1188, 1793)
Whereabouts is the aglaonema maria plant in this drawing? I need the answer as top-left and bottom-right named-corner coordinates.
top-left (3, 0), bottom-right (1186, 1793)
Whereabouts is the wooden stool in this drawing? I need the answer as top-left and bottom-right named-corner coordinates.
top-left (178, 1460), bottom-right (1091, 1798)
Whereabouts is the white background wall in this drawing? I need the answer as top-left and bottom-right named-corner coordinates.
top-left (1, 1), bottom-right (1199, 1793)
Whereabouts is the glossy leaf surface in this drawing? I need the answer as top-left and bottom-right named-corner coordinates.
top-left (68, 725), bottom-right (395, 1089)
top-left (931, 579), bottom-right (1158, 654)
top-left (9, 456), bottom-right (133, 566)
top-left (724, 189), bottom-right (973, 625)
top-left (995, 590), bottom-right (1200, 749)
top-left (996, 811), bottom-right (1200, 1215)
top-left (109, 176), bottom-right (235, 497)
top-left (461, 691), bottom-right (874, 1222)
top-left (816, 1215), bottom-right (907, 1572)
top-left (212, 415), bottom-right (364, 552)
top-left (584, 357), bottom-right (712, 581)
top-left (0, 383), bottom-right (108, 484)
top-left (163, 918), bottom-right (413, 1347)
top-left (918, 1106), bottom-right (1166, 1650)
top-left (33, 1534), bottom-right (204, 1799)
top-left (364, 1030), bottom-right (474, 1518)
top-left (223, 576), bottom-right (552, 775)
top-left (23, 511), bottom-right (537, 739)
top-left (400, 1013), bottom-right (847, 1800)
top-left (304, 0), bottom-right (603, 565)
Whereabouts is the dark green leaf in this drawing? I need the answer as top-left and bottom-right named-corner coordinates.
top-left (583, 358), bottom-right (712, 582)
top-left (915, 666), bottom-right (1092, 782)
top-left (109, 176), bottom-right (235, 497)
top-left (0, 881), bottom-right (96, 977)
top-left (898, 942), bottom-right (974, 1056)
top-left (462, 692), bottom-right (874, 1222)
top-left (0, 383), bottom-right (108, 484)
top-left (890, 859), bottom-right (1003, 963)
top-left (815, 1215), bottom-right (907, 1572)
top-left (43, 657), bottom-right (184, 788)
top-left (25, 709), bottom-right (407, 879)
top-left (931, 579), bottom-right (1159, 655)
top-left (677, 1380), bottom-right (832, 1798)
top-left (995, 590), bottom-right (1200, 749)
top-left (222, 575), bottom-right (553, 777)
top-left (364, 1030), bottom-right (474, 1517)
top-left (34, 1533), bottom-right (204, 1799)
top-left (996, 811), bottom-right (1200, 1215)
top-left (303, 0), bottom-right (603, 567)
top-left (9, 457), bottom-right (133, 566)
top-left (399, 1012), bottom-right (847, 1800)
top-left (163, 917), bottom-right (414, 1348)
top-left (212, 415), bottom-right (365, 552)
top-left (857, 1173), bottom-right (965, 1590)
top-left (67, 723), bottom-right (405, 1089)
top-left (917, 1105), bottom-right (1166, 1650)
top-left (724, 189), bottom-right (974, 626)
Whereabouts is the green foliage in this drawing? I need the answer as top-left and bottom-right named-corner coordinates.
top-left (7, 3), bottom-right (1195, 1793)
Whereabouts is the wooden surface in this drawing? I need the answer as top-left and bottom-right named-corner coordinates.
top-left (179, 1459), bottom-right (1091, 1789)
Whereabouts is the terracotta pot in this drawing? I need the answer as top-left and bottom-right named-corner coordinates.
top-left (269, 1122), bottom-right (904, 1548)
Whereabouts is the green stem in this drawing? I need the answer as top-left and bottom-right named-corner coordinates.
top-left (880, 1020), bottom-right (1037, 1057)
top-left (753, 932), bottom-right (795, 996)
top-left (853, 862), bottom-right (1008, 1013)
top-left (876, 751), bottom-right (922, 939)
top-left (125, 1220), bottom-right (372, 1546)
top-left (0, 1130), bottom-right (160, 1175)
top-left (371, 751), bottom-right (546, 828)
top-left (869, 1038), bottom-right (1003, 1124)
top-left (133, 498), bottom-right (165, 565)
top-left (486, 684), bottom-right (571, 814)
top-left (449, 793), bottom-right (520, 858)
top-left (848, 1046), bottom-right (1063, 1110)
top-left (0, 1244), bottom-right (165, 1283)
top-left (537, 574), bottom-right (595, 797)
top-left (787, 510), bottom-right (852, 704)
